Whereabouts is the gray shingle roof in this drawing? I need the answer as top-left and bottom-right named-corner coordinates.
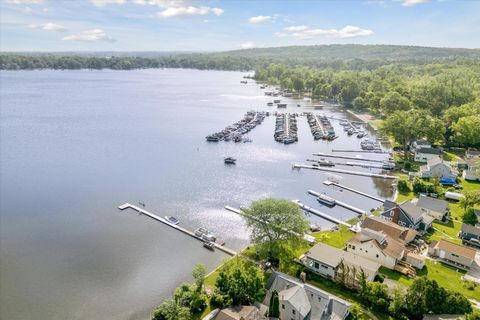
top-left (461, 223), bottom-right (480, 237)
top-left (399, 201), bottom-right (425, 221)
top-left (416, 147), bottom-right (442, 155)
top-left (416, 195), bottom-right (449, 213)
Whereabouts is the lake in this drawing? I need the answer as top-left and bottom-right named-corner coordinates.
top-left (0, 69), bottom-right (393, 320)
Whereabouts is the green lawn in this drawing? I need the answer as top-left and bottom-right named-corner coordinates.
top-left (311, 225), bottom-right (354, 249)
top-left (380, 260), bottom-right (480, 300)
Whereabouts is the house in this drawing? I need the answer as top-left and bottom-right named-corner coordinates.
top-left (460, 223), bottom-right (480, 248)
top-left (423, 315), bottom-right (465, 320)
top-left (465, 149), bottom-right (480, 159)
top-left (410, 139), bottom-right (431, 151)
top-left (264, 271), bottom-right (351, 320)
top-left (463, 158), bottom-right (479, 181)
top-left (346, 228), bottom-right (406, 269)
top-left (412, 194), bottom-right (450, 221)
top-left (414, 147), bottom-right (442, 163)
top-left (381, 200), bottom-right (435, 234)
top-left (203, 305), bottom-right (267, 320)
top-left (360, 215), bottom-right (418, 244)
top-left (301, 242), bottom-right (380, 286)
top-left (419, 158), bottom-right (458, 179)
top-left (428, 239), bottom-right (477, 270)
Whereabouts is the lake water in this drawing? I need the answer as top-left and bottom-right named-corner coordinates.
top-left (0, 69), bottom-right (394, 320)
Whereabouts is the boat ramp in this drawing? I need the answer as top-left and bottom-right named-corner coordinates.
top-left (118, 203), bottom-right (237, 256)
top-left (307, 190), bottom-right (367, 215)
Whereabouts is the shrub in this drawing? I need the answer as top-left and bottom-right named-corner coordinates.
top-left (397, 179), bottom-right (410, 193)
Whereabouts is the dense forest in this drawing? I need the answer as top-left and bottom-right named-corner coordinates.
top-left (2, 44), bottom-right (480, 71)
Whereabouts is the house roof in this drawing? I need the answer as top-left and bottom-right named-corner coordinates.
top-left (435, 239), bottom-right (476, 260)
top-left (279, 286), bottom-right (311, 318)
top-left (361, 216), bottom-right (418, 243)
top-left (265, 272), bottom-right (351, 320)
top-left (213, 306), bottom-right (265, 320)
top-left (416, 195), bottom-right (449, 213)
top-left (399, 201), bottom-right (425, 222)
top-left (427, 157), bottom-right (445, 166)
top-left (466, 149), bottom-right (480, 157)
top-left (461, 223), bottom-right (480, 237)
top-left (349, 230), bottom-right (405, 260)
top-left (413, 139), bottom-right (431, 146)
top-left (405, 251), bottom-right (426, 263)
top-left (306, 242), bottom-right (380, 280)
top-left (416, 147), bottom-right (442, 155)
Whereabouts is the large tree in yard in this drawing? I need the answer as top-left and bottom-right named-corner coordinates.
top-left (242, 198), bottom-right (309, 262)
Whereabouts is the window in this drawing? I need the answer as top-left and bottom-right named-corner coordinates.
top-left (351, 245), bottom-right (356, 250)
top-left (282, 304), bottom-right (285, 309)
top-left (376, 254), bottom-right (379, 258)
top-left (389, 211), bottom-right (394, 216)
top-left (292, 310), bottom-right (296, 315)
top-left (314, 262), bottom-right (319, 269)
top-left (452, 253), bottom-right (460, 258)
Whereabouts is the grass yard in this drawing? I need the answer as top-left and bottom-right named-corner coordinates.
top-left (380, 259), bottom-right (480, 300)
top-left (311, 225), bottom-right (354, 249)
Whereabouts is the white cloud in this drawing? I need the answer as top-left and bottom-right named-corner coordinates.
top-left (63, 29), bottom-right (115, 42)
top-left (248, 15), bottom-right (272, 24)
top-left (24, 6), bottom-right (32, 13)
top-left (276, 25), bottom-right (374, 39)
top-left (240, 41), bottom-right (255, 49)
top-left (89, 0), bottom-right (126, 7)
top-left (157, 5), bottom-right (223, 18)
top-left (131, 0), bottom-right (185, 6)
top-left (401, 0), bottom-right (429, 6)
top-left (29, 22), bottom-right (67, 31)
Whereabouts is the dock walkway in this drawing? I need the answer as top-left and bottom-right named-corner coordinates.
top-left (293, 200), bottom-right (351, 227)
top-left (323, 181), bottom-right (385, 203)
top-left (312, 152), bottom-right (384, 163)
top-left (331, 149), bottom-right (388, 154)
top-left (307, 190), bottom-right (367, 215)
top-left (118, 203), bottom-right (237, 256)
top-left (293, 163), bottom-right (397, 180)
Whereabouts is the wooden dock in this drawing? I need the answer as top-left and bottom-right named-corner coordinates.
top-left (307, 190), bottom-right (367, 215)
top-left (118, 203), bottom-right (237, 256)
top-left (293, 200), bottom-right (352, 227)
top-left (323, 181), bottom-right (385, 203)
top-left (292, 163), bottom-right (397, 180)
top-left (312, 152), bottom-right (385, 163)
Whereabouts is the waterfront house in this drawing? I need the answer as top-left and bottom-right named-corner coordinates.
top-left (460, 223), bottom-right (480, 248)
top-left (428, 239), bottom-right (476, 270)
top-left (414, 147), bottom-right (442, 163)
top-left (264, 271), bottom-right (351, 320)
top-left (410, 139), bottom-right (431, 151)
top-left (381, 200), bottom-right (434, 234)
top-left (419, 158), bottom-right (458, 179)
top-left (466, 149), bottom-right (480, 159)
top-left (301, 242), bottom-right (380, 286)
top-left (412, 194), bottom-right (450, 221)
top-left (463, 158), bottom-right (480, 181)
top-left (203, 305), bottom-right (267, 320)
top-left (360, 216), bottom-right (418, 244)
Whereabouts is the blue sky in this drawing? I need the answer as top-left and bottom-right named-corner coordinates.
top-left (1, 0), bottom-right (479, 52)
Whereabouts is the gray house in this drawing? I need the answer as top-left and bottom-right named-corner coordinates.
top-left (460, 223), bottom-right (480, 248)
top-left (381, 200), bottom-right (434, 234)
top-left (413, 195), bottom-right (450, 221)
top-left (264, 271), bottom-right (351, 320)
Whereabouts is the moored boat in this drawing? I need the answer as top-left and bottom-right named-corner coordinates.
top-left (317, 194), bottom-right (336, 207)
top-left (165, 216), bottom-right (179, 225)
top-left (203, 241), bottom-right (215, 250)
top-left (224, 157), bottom-right (237, 164)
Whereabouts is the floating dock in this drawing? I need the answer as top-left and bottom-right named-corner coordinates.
top-left (224, 206), bottom-right (315, 244)
top-left (293, 200), bottom-right (352, 227)
top-left (118, 203), bottom-right (237, 256)
top-left (292, 163), bottom-right (397, 180)
top-left (312, 152), bottom-right (385, 163)
top-left (307, 190), bottom-right (367, 215)
top-left (323, 181), bottom-right (385, 203)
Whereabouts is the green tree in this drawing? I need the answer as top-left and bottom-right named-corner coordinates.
top-left (152, 299), bottom-right (191, 320)
top-left (460, 191), bottom-right (480, 214)
top-left (452, 115), bottom-right (480, 147)
top-left (268, 290), bottom-right (280, 318)
top-left (242, 198), bottom-right (309, 262)
top-left (389, 286), bottom-right (408, 320)
top-left (379, 91), bottom-right (411, 114)
top-left (463, 208), bottom-right (479, 225)
top-left (192, 264), bottom-right (206, 292)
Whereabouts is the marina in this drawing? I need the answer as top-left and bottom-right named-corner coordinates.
top-left (305, 112), bottom-right (336, 140)
top-left (206, 110), bottom-right (266, 142)
top-left (307, 190), bottom-right (367, 215)
top-left (292, 163), bottom-right (398, 179)
top-left (274, 113), bottom-right (298, 144)
top-left (118, 203), bottom-right (237, 256)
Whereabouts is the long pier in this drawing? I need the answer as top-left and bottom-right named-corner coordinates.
top-left (293, 200), bottom-right (352, 227)
top-left (323, 181), bottom-right (385, 203)
top-left (118, 203), bottom-right (237, 256)
top-left (306, 159), bottom-right (385, 170)
top-left (292, 163), bottom-right (397, 180)
top-left (224, 206), bottom-right (315, 244)
top-left (307, 190), bottom-right (367, 215)
top-left (331, 149), bottom-right (388, 154)
top-left (312, 152), bottom-right (385, 163)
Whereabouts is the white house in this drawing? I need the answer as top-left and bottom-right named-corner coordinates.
top-left (463, 158), bottom-right (479, 181)
top-left (410, 139), bottom-right (431, 151)
top-left (414, 147), bottom-right (442, 163)
top-left (466, 149), bottom-right (480, 159)
top-left (419, 158), bottom-right (458, 179)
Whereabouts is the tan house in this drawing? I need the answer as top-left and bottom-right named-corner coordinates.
top-left (301, 242), bottom-right (380, 286)
top-left (428, 239), bottom-right (477, 270)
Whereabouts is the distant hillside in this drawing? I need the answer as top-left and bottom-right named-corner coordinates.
top-left (1, 44), bottom-right (480, 71)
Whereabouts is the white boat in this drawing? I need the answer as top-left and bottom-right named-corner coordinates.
top-left (317, 194), bottom-right (336, 207)
top-left (165, 216), bottom-right (179, 225)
